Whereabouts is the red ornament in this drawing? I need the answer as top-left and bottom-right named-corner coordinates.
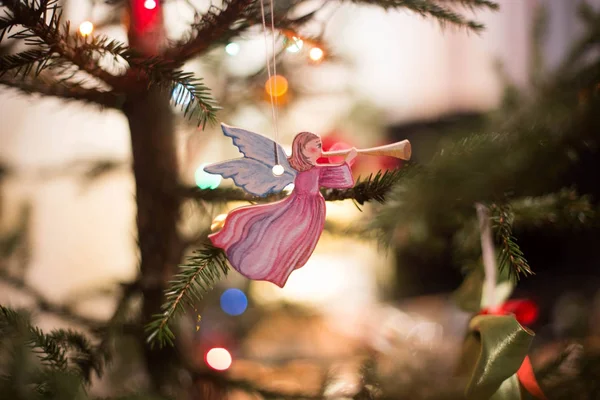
top-left (131, 0), bottom-right (161, 34)
top-left (480, 299), bottom-right (539, 326)
top-left (128, 0), bottom-right (164, 56)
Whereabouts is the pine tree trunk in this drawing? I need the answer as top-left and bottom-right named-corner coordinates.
top-left (122, 1), bottom-right (184, 393)
top-left (123, 88), bottom-right (181, 391)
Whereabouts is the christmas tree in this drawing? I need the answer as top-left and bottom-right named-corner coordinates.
top-left (1, 0), bottom-right (599, 399)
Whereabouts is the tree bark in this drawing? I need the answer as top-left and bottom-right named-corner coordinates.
top-left (123, 88), bottom-right (182, 392)
top-left (123, 1), bottom-right (183, 393)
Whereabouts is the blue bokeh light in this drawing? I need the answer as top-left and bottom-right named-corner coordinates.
top-left (220, 289), bottom-right (248, 316)
top-left (195, 163), bottom-right (222, 189)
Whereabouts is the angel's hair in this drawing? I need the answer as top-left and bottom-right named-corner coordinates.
top-left (288, 131), bottom-right (320, 172)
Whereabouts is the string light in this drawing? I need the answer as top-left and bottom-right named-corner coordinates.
top-left (205, 348), bottom-right (232, 371)
top-left (286, 37), bottom-right (303, 53)
top-left (265, 75), bottom-right (288, 97)
top-left (309, 47), bottom-right (324, 62)
top-left (79, 21), bottom-right (94, 36)
top-left (144, 0), bottom-right (157, 9)
top-left (195, 164), bottom-right (222, 190)
top-left (225, 42), bottom-right (240, 56)
top-left (220, 289), bottom-right (248, 316)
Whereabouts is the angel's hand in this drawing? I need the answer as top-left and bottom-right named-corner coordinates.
top-left (345, 147), bottom-right (358, 163)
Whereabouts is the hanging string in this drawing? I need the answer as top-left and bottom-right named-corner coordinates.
top-left (476, 203), bottom-right (499, 312)
top-left (259, 0), bottom-right (280, 166)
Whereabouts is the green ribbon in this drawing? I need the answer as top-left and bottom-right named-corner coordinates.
top-left (457, 315), bottom-right (534, 400)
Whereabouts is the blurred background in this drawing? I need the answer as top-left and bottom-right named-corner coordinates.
top-left (1, 0), bottom-right (600, 398)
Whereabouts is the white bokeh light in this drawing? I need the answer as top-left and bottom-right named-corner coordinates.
top-left (225, 42), bottom-right (240, 56)
top-left (272, 164), bottom-right (284, 176)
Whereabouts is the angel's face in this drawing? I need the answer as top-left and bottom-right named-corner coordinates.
top-left (303, 138), bottom-right (323, 164)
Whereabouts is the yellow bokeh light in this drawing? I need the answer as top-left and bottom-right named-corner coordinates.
top-left (206, 348), bottom-right (232, 371)
top-left (309, 47), bottom-right (324, 62)
top-left (265, 75), bottom-right (288, 97)
top-left (210, 213), bottom-right (227, 232)
top-left (79, 21), bottom-right (94, 36)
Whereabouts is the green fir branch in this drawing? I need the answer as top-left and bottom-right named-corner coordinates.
top-left (0, 306), bottom-right (68, 369)
top-left (510, 189), bottom-right (597, 228)
top-left (445, 0), bottom-right (498, 10)
top-left (0, 1), bottom-right (221, 125)
top-left (323, 167), bottom-right (409, 204)
top-left (1, 0), bottom-right (120, 86)
top-left (163, 0), bottom-right (318, 63)
top-left (344, 0), bottom-right (498, 32)
top-left (145, 245), bottom-right (229, 348)
top-left (61, 36), bottom-right (221, 125)
top-left (0, 49), bottom-right (51, 77)
top-left (0, 306), bottom-right (101, 383)
top-left (139, 62), bottom-right (220, 128)
top-left (48, 329), bottom-right (103, 382)
top-left (0, 75), bottom-right (124, 107)
top-left (182, 167), bottom-right (408, 205)
top-left (489, 204), bottom-right (533, 280)
top-left (164, 0), bottom-right (255, 63)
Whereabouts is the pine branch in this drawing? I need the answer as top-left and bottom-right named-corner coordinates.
top-left (137, 61), bottom-right (221, 128)
top-left (489, 204), bottom-right (533, 280)
top-left (343, 0), bottom-right (498, 32)
top-left (72, 37), bottom-right (221, 126)
top-left (0, 306), bottom-right (102, 383)
top-left (1, 0), bottom-right (120, 87)
top-left (0, 306), bottom-right (66, 369)
top-left (0, 75), bottom-right (124, 108)
top-left (0, 1), bottom-right (221, 125)
top-left (163, 0), bottom-right (254, 63)
top-left (48, 329), bottom-right (103, 382)
top-left (145, 245), bottom-right (229, 348)
top-left (163, 0), bottom-right (317, 63)
top-left (181, 167), bottom-right (408, 205)
top-left (323, 167), bottom-right (410, 204)
top-left (446, 0), bottom-right (498, 7)
top-left (0, 48), bottom-right (50, 76)
top-left (510, 189), bottom-right (597, 229)
top-left (556, 3), bottom-right (600, 81)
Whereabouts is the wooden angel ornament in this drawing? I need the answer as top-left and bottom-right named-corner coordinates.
top-left (205, 123), bottom-right (411, 288)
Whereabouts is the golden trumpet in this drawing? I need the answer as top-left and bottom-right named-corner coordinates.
top-left (322, 140), bottom-right (411, 161)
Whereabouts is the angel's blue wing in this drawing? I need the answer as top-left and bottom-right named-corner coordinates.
top-left (204, 123), bottom-right (296, 197)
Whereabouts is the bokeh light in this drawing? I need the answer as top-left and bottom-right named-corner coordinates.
top-left (210, 214), bottom-right (227, 232)
top-left (265, 75), bottom-right (288, 97)
top-left (195, 164), bottom-right (222, 189)
top-left (205, 348), bottom-right (232, 371)
top-left (225, 42), bottom-right (240, 56)
top-left (220, 288), bottom-right (248, 316)
top-left (272, 164), bottom-right (284, 176)
top-left (144, 0), bottom-right (157, 10)
top-left (79, 21), bottom-right (94, 36)
top-left (286, 37), bottom-right (303, 53)
top-left (309, 47), bottom-right (324, 62)
top-left (172, 83), bottom-right (194, 107)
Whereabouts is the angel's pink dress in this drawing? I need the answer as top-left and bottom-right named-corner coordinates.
top-left (209, 163), bottom-right (354, 287)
